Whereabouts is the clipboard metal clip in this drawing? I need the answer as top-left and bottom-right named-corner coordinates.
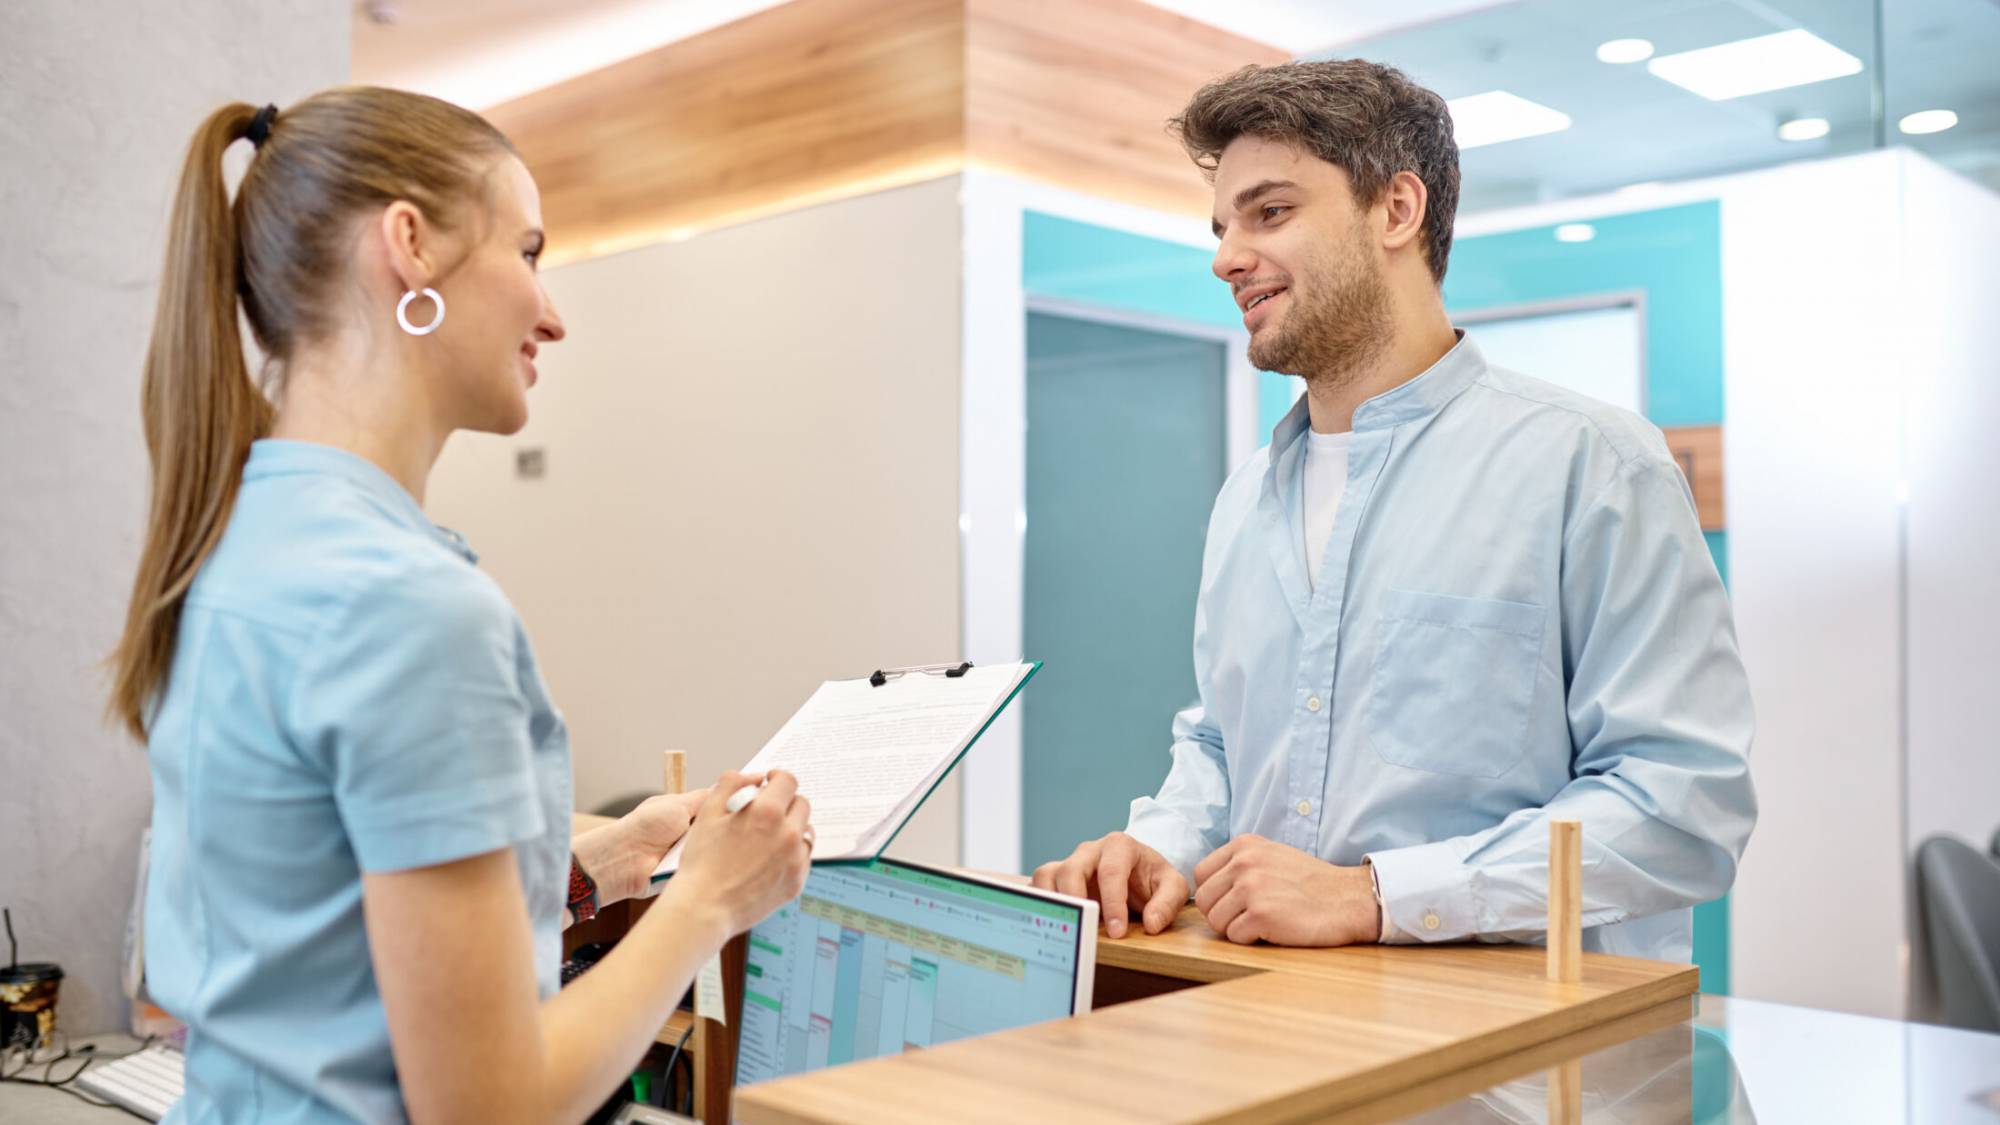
top-left (869, 661), bottom-right (973, 687)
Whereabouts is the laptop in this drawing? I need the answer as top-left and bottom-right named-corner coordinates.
top-left (733, 858), bottom-right (1097, 1086)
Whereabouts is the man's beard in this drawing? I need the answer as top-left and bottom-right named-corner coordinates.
top-left (1246, 230), bottom-right (1393, 391)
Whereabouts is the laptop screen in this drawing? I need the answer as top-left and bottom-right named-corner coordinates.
top-left (734, 858), bottom-right (1091, 1086)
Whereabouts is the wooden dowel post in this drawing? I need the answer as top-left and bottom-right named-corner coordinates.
top-left (1547, 819), bottom-right (1583, 985)
top-left (1547, 1058), bottom-right (1583, 1124)
top-left (663, 749), bottom-right (686, 797)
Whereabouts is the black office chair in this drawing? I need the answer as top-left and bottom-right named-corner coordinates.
top-left (1915, 835), bottom-right (2000, 1033)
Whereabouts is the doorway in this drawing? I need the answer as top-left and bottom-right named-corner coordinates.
top-left (1020, 309), bottom-right (1233, 869)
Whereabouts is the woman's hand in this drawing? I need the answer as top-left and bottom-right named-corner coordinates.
top-left (573, 790), bottom-right (708, 907)
top-left (667, 769), bottom-right (813, 936)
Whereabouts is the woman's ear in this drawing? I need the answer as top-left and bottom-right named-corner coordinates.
top-left (376, 200), bottom-right (436, 295)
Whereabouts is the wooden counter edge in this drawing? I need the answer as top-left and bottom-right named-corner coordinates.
top-left (1199, 965), bottom-right (1699, 1125)
top-left (1311, 994), bottom-right (1696, 1125)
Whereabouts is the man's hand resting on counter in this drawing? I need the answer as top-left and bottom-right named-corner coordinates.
top-left (1032, 831), bottom-right (1191, 938)
top-left (1193, 835), bottom-right (1381, 947)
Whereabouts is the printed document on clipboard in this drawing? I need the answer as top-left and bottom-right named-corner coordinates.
top-left (652, 661), bottom-right (1039, 880)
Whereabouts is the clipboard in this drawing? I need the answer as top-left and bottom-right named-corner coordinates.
top-left (651, 660), bottom-right (1040, 880)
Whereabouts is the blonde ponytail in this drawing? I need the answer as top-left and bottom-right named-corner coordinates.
top-left (109, 103), bottom-right (272, 741)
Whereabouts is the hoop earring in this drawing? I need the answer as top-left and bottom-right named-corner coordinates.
top-left (396, 288), bottom-right (445, 336)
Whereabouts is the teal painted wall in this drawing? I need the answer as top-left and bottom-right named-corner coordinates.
top-left (1022, 212), bottom-right (1236, 330)
top-left (1022, 212), bottom-right (1298, 443)
top-left (1443, 202), bottom-right (1725, 428)
top-left (1448, 202), bottom-right (1733, 995)
top-left (1023, 205), bottom-right (1736, 993)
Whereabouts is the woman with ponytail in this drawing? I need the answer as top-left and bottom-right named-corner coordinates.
top-left (110, 88), bottom-right (813, 1124)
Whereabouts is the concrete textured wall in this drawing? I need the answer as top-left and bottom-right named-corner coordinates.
top-left (0, 2), bottom-right (347, 1035)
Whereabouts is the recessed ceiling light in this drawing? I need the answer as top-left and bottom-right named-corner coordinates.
top-left (1555, 223), bottom-right (1597, 243)
top-left (1647, 29), bottom-right (1863, 101)
top-left (1447, 91), bottom-right (1573, 150)
top-left (1597, 38), bottom-right (1655, 64)
top-left (1778, 117), bottom-right (1831, 141)
top-left (1898, 109), bottom-right (1959, 135)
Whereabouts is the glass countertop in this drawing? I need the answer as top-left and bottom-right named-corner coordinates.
top-left (1393, 994), bottom-right (2000, 1123)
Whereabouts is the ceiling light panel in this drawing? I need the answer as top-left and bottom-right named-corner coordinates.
top-left (1596, 38), bottom-right (1655, 64)
top-left (1646, 29), bottom-right (1864, 101)
top-left (1898, 109), bottom-right (1959, 135)
top-left (1778, 117), bottom-right (1831, 141)
top-left (1447, 91), bottom-right (1573, 149)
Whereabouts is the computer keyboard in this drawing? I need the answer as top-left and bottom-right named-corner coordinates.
top-left (74, 1043), bottom-right (184, 1121)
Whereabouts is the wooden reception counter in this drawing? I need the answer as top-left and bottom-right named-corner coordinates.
top-left (569, 806), bottom-right (1691, 1124)
top-left (732, 902), bottom-right (1697, 1125)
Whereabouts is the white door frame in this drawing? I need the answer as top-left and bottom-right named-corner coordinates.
top-left (1022, 293), bottom-right (1260, 470)
top-left (957, 169), bottom-right (1245, 872)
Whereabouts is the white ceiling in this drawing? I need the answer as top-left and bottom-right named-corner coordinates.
top-left (351, 0), bottom-right (793, 110)
top-left (1330, 0), bottom-right (2000, 208)
top-left (348, 0), bottom-right (1509, 108)
top-left (1131, 0), bottom-right (1516, 53)
top-left (351, 0), bottom-right (2000, 205)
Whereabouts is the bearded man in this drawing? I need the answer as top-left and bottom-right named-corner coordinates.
top-left (1032, 60), bottom-right (1757, 962)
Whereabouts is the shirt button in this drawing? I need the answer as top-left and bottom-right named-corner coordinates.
top-left (1296, 800), bottom-right (1312, 816)
top-left (1306, 695), bottom-right (1323, 712)
top-left (1423, 913), bottom-right (1442, 932)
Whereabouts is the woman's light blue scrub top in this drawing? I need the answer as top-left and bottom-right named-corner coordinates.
top-left (145, 440), bottom-right (572, 1124)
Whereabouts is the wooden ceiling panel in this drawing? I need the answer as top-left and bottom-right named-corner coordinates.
top-left (487, 0), bottom-right (966, 262)
top-left (967, 0), bottom-right (1287, 217)
top-left (485, 0), bottom-right (1288, 263)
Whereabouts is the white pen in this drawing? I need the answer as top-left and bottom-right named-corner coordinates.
top-left (725, 776), bottom-right (817, 847)
top-left (723, 780), bottom-right (765, 814)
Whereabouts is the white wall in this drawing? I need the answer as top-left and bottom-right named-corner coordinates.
top-left (958, 173), bottom-right (1030, 872)
top-left (956, 168), bottom-right (1227, 872)
top-left (1900, 153), bottom-right (2000, 855)
top-left (0, 3), bottom-right (348, 1034)
top-left (427, 177), bottom-right (966, 865)
top-left (1461, 148), bottom-right (2000, 1020)
top-left (1899, 152), bottom-right (2000, 1018)
top-left (1719, 151), bottom-right (1909, 1021)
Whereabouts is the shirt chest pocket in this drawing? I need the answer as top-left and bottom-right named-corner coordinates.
top-left (1365, 589), bottom-right (1545, 778)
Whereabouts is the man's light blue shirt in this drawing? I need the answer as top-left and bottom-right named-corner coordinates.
top-left (1125, 334), bottom-right (1756, 961)
top-left (146, 440), bottom-right (572, 1124)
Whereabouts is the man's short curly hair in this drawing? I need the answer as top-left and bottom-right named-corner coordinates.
top-left (1170, 60), bottom-right (1461, 284)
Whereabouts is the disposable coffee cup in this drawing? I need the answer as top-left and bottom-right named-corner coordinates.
top-left (0, 962), bottom-right (63, 1052)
